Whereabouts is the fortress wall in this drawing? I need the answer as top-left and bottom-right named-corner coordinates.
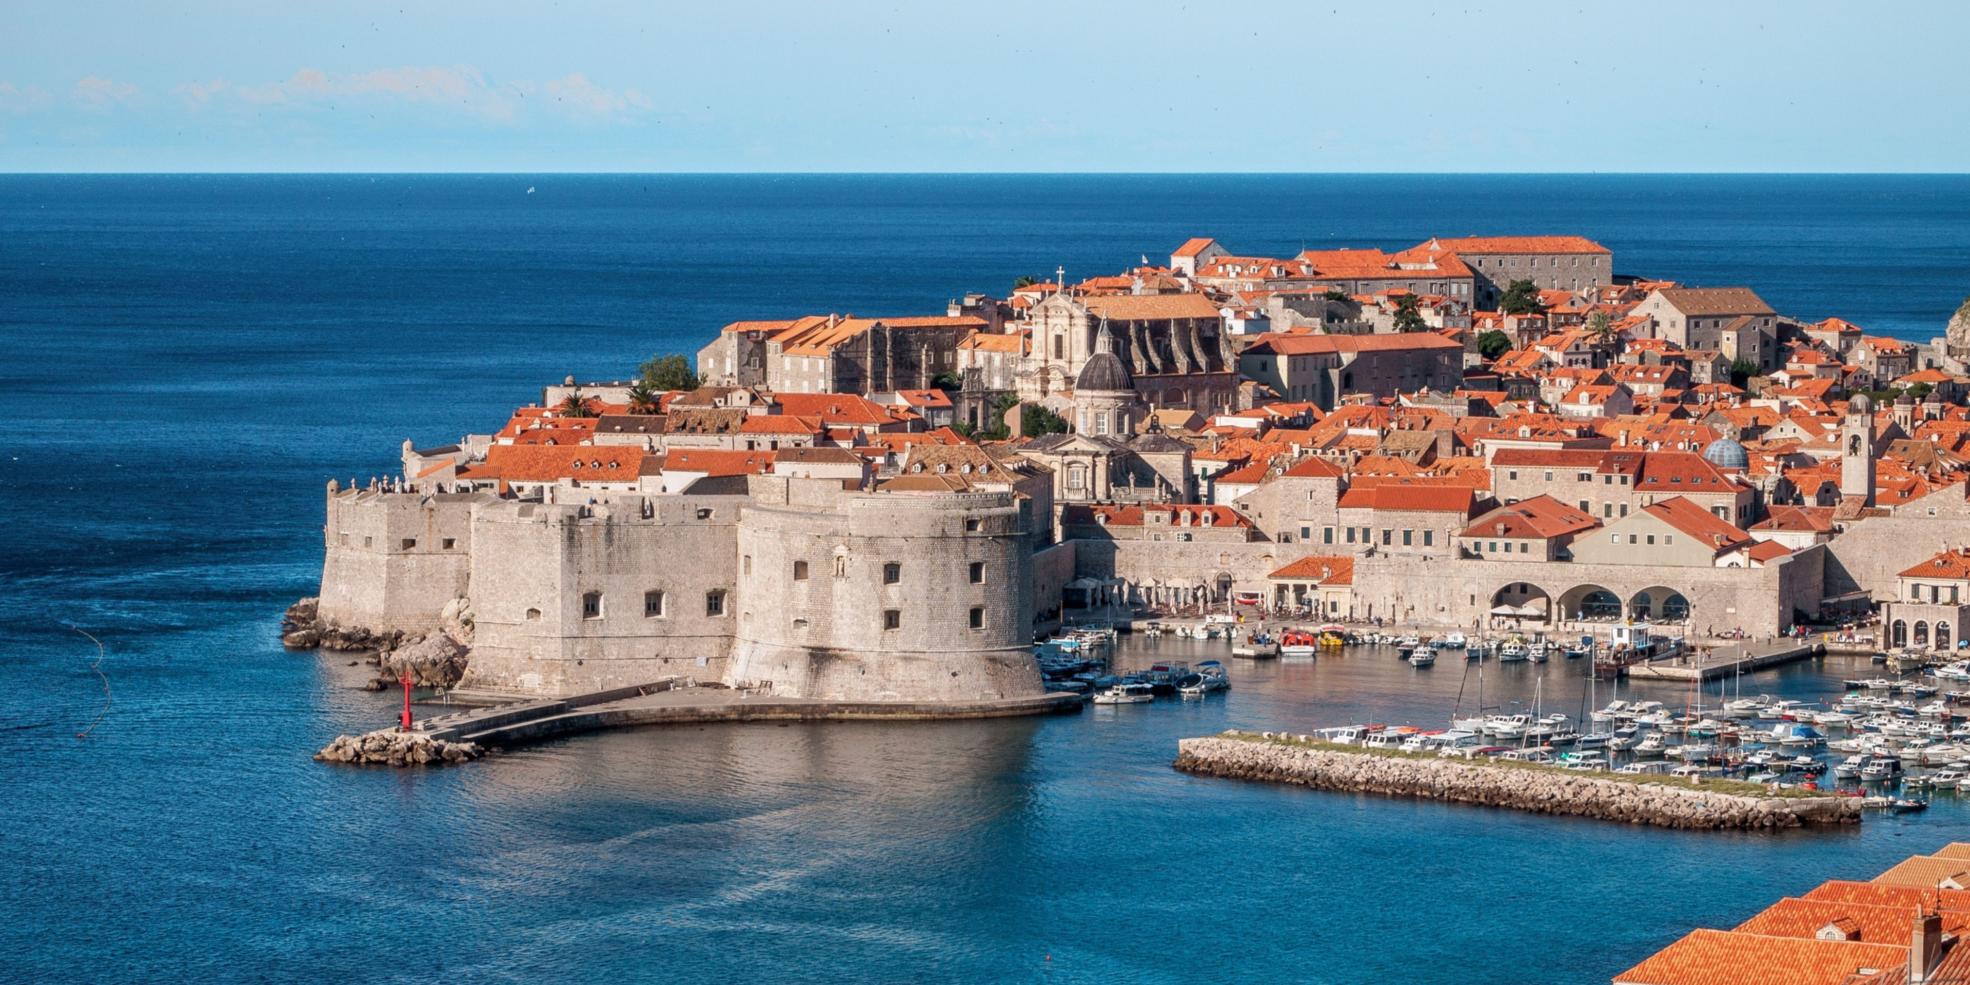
top-left (1822, 500), bottom-right (1970, 600)
top-left (1075, 539), bottom-right (1287, 595)
top-left (460, 495), bottom-right (741, 695)
top-left (1032, 541), bottom-right (1077, 631)
top-left (725, 490), bottom-right (1043, 701)
top-left (1349, 550), bottom-right (1818, 635)
top-left (317, 487), bottom-right (476, 633)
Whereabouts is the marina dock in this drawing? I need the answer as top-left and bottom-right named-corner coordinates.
top-left (1627, 639), bottom-right (1825, 682)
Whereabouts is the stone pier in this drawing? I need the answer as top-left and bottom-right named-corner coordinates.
top-left (1174, 732), bottom-right (1861, 830)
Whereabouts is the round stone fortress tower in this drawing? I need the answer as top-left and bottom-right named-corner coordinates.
top-left (725, 487), bottom-right (1044, 702)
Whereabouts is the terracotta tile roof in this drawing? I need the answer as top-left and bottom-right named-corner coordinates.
top-left (1873, 855), bottom-right (1970, 889)
top-left (476, 444), bottom-right (646, 483)
top-left (1735, 896), bottom-right (1969, 943)
top-left (1292, 246), bottom-right (1473, 280)
top-left (1266, 554), bottom-right (1355, 584)
top-left (1460, 494), bottom-right (1598, 539)
top-left (958, 330), bottom-right (1028, 354)
top-left (1642, 496), bottom-right (1754, 552)
top-left (1652, 287), bottom-right (1776, 317)
top-left (1418, 234), bottom-right (1610, 255)
top-left (1244, 331), bottom-right (1462, 356)
top-left (1752, 506), bottom-right (1835, 534)
top-left (1080, 293), bottom-right (1221, 321)
top-left (1612, 929), bottom-right (1906, 985)
top-left (1805, 879), bottom-right (1970, 910)
top-left (1172, 236), bottom-right (1218, 258)
top-left (771, 392), bottom-right (903, 427)
top-left (1744, 540), bottom-right (1795, 562)
top-left (661, 449), bottom-right (775, 477)
top-left (1933, 843), bottom-right (1970, 860)
top-left (1899, 550), bottom-right (1970, 581)
top-left (738, 414), bottom-right (823, 435)
top-left (879, 315), bottom-right (989, 330)
top-left (1282, 456), bottom-right (1346, 478)
top-left (894, 388), bottom-right (954, 408)
top-left (1337, 483), bottom-right (1478, 514)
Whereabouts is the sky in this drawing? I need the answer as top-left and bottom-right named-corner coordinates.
top-left (4, 0), bottom-right (1967, 173)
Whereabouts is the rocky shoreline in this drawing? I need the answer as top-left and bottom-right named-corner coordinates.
top-left (281, 596), bottom-right (473, 690)
top-left (1174, 732), bottom-right (1862, 830)
top-left (315, 728), bottom-right (484, 767)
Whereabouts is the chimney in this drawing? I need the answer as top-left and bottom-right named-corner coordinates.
top-left (1910, 912), bottom-right (1943, 985)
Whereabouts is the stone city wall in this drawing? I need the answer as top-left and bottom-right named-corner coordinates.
top-left (317, 485), bottom-right (478, 633)
top-left (725, 481), bottom-right (1043, 702)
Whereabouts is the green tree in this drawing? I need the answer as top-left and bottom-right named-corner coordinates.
top-left (625, 381), bottom-right (662, 415)
top-left (1477, 330), bottom-right (1512, 360)
top-left (1587, 311), bottom-right (1617, 345)
top-left (1392, 294), bottom-right (1428, 333)
top-left (558, 390), bottom-right (597, 419)
top-left (1013, 275), bottom-right (1043, 289)
top-left (1021, 403), bottom-right (1070, 438)
top-left (639, 353), bottom-right (701, 391)
top-left (1323, 288), bottom-right (1351, 303)
top-left (931, 372), bottom-right (962, 392)
top-left (1728, 358), bottom-right (1761, 387)
top-left (968, 393), bottom-right (1018, 441)
top-left (1498, 279), bottom-right (1546, 316)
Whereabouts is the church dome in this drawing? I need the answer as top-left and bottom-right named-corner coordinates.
top-left (1075, 349), bottom-right (1132, 393)
top-left (1701, 437), bottom-right (1749, 470)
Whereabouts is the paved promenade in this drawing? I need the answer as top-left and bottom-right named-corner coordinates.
top-left (415, 679), bottom-right (1083, 751)
top-left (1628, 638), bottom-right (1825, 682)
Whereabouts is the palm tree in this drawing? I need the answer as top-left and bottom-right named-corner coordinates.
top-left (558, 390), bottom-right (597, 419)
top-left (626, 381), bottom-right (661, 415)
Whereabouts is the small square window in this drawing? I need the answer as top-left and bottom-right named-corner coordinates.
top-left (883, 609), bottom-right (901, 631)
top-left (706, 591), bottom-right (726, 617)
top-left (401, 538), bottom-right (417, 550)
top-left (883, 562), bottom-right (901, 585)
top-left (968, 562), bottom-right (984, 584)
top-left (582, 591), bottom-right (603, 619)
top-left (965, 518), bottom-right (981, 532)
top-left (968, 607), bottom-right (984, 629)
top-left (441, 538), bottom-right (456, 550)
top-left (794, 560), bottom-right (809, 581)
top-left (644, 591), bottom-right (665, 617)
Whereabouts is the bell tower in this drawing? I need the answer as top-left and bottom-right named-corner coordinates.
top-left (1841, 394), bottom-right (1876, 506)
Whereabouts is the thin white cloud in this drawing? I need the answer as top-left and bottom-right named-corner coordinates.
top-left (211, 66), bottom-right (651, 125)
top-left (173, 79), bottom-right (229, 109)
top-left (72, 76), bottom-right (140, 110)
top-left (541, 73), bottom-right (653, 122)
top-left (0, 82), bottom-right (54, 113)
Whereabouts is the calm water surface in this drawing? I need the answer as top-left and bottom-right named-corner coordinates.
top-left (4, 175), bottom-right (1970, 983)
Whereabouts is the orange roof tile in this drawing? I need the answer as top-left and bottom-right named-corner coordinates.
top-left (1613, 929), bottom-right (1905, 985)
top-left (1899, 549), bottom-right (1970, 581)
top-left (1266, 554), bottom-right (1355, 584)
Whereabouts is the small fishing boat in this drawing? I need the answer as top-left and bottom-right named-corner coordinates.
top-left (1440, 632), bottom-right (1468, 650)
top-left (1232, 633), bottom-right (1279, 659)
top-left (1408, 649), bottom-right (1436, 668)
top-left (1092, 682), bottom-right (1154, 705)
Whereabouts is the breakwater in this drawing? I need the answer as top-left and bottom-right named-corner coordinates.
top-left (1173, 732), bottom-right (1861, 830)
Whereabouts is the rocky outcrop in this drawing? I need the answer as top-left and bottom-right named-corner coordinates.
top-left (315, 729), bottom-right (483, 767)
top-left (439, 596), bottom-right (475, 646)
top-left (378, 633), bottom-right (469, 688)
top-left (280, 596), bottom-right (408, 653)
top-left (1174, 733), bottom-right (1862, 831)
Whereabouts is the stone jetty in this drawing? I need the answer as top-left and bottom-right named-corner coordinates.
top-left (1174, 732), bottom-right (1861, 830)
top-left (315, 728), bottom-right (483, 767)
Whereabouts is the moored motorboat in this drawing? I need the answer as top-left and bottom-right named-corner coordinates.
top-left (1409, 650), bottom-right (1436, 667)
top-left (1092, 682), bottom-right (1154, 704)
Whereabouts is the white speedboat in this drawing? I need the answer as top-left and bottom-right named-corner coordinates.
top-left (1497, 642), bottom-right (1529, 662)
top-left (1408, 650), bottom-right (1436, 668)
top-left (1440, 632), bottom-right (1468, 650)
top-left (1092, 682), bottom-right (1154, 705)
top-left (1633, 734), bottom-right (1667, 758)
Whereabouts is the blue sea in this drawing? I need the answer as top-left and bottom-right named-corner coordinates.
top-left (4, 174), bottom-right (1970, 984)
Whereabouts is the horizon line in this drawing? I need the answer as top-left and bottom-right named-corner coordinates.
top-left (4, 170), bottom-right (1970, 178)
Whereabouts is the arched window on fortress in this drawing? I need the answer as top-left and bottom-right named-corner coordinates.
top-left (525, 608), bottom-right (542, 621)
